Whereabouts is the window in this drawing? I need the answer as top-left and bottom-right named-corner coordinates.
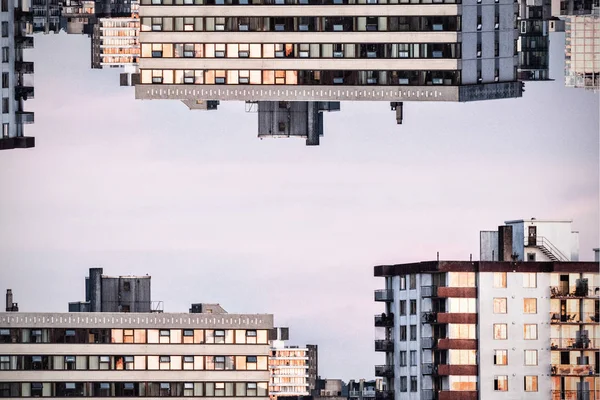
top-left (409, 274), bottom-right (416, 289)
top-left (524, 350), bottom-right (537, 365)
top-left (400, 276), bottom-right (406, 290)
top-left (65, 356), bottom-right (76, 370)
top-left (399, 300), bottom-right (406, 315)
top-left (410, 300), bottom-right (417, 315)
top-left (399, 326), bottom-right (407, 341)
top-left (399, 351), bottom-right (407, 366)
top-left (524, 376), bottom-right (537, 392)
top-left (494, 350), bottom-right (507, 365)
top-left (247, 383), bottom-right (257, 396)
top-left (448, 298), bottom-right (477, 313)
top-left (494, 376), bottom-right (508, 391)
top-left (246, 356), bottom-right (257, 370)
top-left (493, 272), bottom-right (507, 288)
top-left (123, 330), bottom-right (134, 343)
top-left (0, 356), bottom-right (9, 370)
top-left (2, 98), bottom-right (7, 114)
top-left (1, 22), bottom-right (7, 37)
top-left (31, 383), bottom-right (43, 397)
top-left (477, 16), bottom-right (482, 30)
top-left (493, 298), bottom-right (507, 314)
top-left (2, 72), bottom-right (8, 88)
top-left (1, 47), bottom-right (7, 63)
top-left (99, 356), bottom-right (110, 370)
top-left (523, 273), bottom-right (537, 288)
top-left (447, 272), bottom-right (476, 287)
top-left (160, 383), bottom-right (170, 396)
top-left (527, 253), bottom-right (536, 261)
top-left (1, 0), bottom-right (6, 12)
top-left (410, 376), bottom-right (417, 392)
top-left (123, 282), bottom-right (131, 291)
top-left (159, 356), bottom-right (170, 370)
top-left (523, 298), bottom-right (537, 314)
top-left (448, 324), bottom-right (476, 339)
top-left (494, 324), bottom-right (507, 340)
top-left (2, 122), bottom-right (7, 138)
top-left (410, 351), bottom-right (416, 366)
top-left (448, 349), bottom-right (477, 365)
top-left (477, 42), bottom-right (482, 58)
top-left (214, 356), bottom-right (225, 370)
top-left (399, 377), bottom-right (407, 392)
top-left (524, 324), bottom-right (537, 340)
top-left (410, 325), bottom-right (417, 341)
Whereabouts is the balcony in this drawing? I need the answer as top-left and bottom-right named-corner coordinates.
top-left (374, 365), bottom-right (394, 378)
top-left (15, 61), bottom-right (34, 74)
top-left (422, 363), bottom-right (435, 375)
top-left (550, 312), bottom-right (599, 324)
top-left (374, 314), bottom-right (394, 327)
top-left (421, 285), bottom-right (437, 297)
top-left (551, 285), bottom-right (599, 298)
top-left (374, 289), bottom-right (393, 302)
top-left (374, 339), bottom-right (394, 352)
top-left (421, 390), bottom-right (434, 400)
top-left (375, 391), bottom-right (394, 400)
top-left (439, 391), bottom-right (478, 400)
top-left (551, 337), bottom-right (598, 350)
top-left (15, 36), bottom-right (34, 49)
top-left (437, 364), bottom-right (478, 376)
top-left (437, 339), bottom-right (478, 350)
top-left (15, 86), bottom-right (34, 100)
top-left (551, 390), bottom-right (597, 400)
top-left (422, 311), bottom-right (437, 324)
top-left (348, 391), bottom-right (360, 398)
top-left (551, 364), bottom-right (595, 376)
top-left (15, 111), bottom-right (34, 124)
top-left (421, 336), bottom-right (436, 349)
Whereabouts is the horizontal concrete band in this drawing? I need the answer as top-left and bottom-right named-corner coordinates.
top-left (140, 4), bottom-right (459, 16)
top-left (139, 57), bottom-right (459, 70)
top-left (0, 371), bottom-right (270, 382)
top-left (135, 84), bottom-right (460, 101)
top-left (139, 31), bottom-right (459, 43)
top-left (0, 344), bottom-right (270, 356)
top-left (0, 313), bottom-right (274, 330)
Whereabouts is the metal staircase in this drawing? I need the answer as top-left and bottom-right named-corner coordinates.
top-left (525, 236), bottom-right (570, 262)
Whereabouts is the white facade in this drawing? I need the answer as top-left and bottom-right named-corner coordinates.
top-left (505, 218), bottom-right (580, 262)
top-left (268, 344), bottom-right (309, 398)
top-left (0, 312), bottom-right (273, 398)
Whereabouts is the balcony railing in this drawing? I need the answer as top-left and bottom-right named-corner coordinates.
top-left (374, 314), bottom-right (394, 327)
top-left (421, 389), bottom-right (434, 400)
top-left (550, 285), bottom-right (600, 298)
top-left (551, 390), bottom-right (597, 400)
top-left (551, 337), bottom-right (599, 350)
top-left (374, 365), bottom-right (394, 378)
top-left (348, 391), bottom-right (361, 398)
top-left (15, 86), bottom-right (34, 101)
top-left (15, 61), bottom-right (34, 74)
top-left (421, 336), bottom-right (436, 349)
top-left (15, 111), bottom-right (34, 124)
top-left (374, 339), bottom-right (394, 352)
top-left (421, 285), bottom-right (437, 297)
top-left (551, 364), bottom-right (596, 376)
top-left (421, 311), bottom-right (437, 324)
top-left (375, 391), bottom-right (394, 400)
top-left (15, 36), bottom-right (34, 49)
top-left (550, 312), bottom-right (599, 324)
top-left (422, 363), bottom-right (435, 375)
top-left (374, 289), bottom-right (393, 302)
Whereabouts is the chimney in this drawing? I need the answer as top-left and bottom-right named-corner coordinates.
top-left (5, 289), bottom-right (18, 312)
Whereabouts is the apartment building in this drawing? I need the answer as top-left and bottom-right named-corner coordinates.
top-left (134, 0), bottom-right (524, 104)
top-left (269, 328), bottom-right (313, 399)
top-left (31, 0), bottom-right (60, 33)
top-left (564, 10), bottom-right (599, 91)
top-left (0, 0), bottom-right (35, 150)
top-left (92, 0), bottom-right (140, 68)
top-left (347, 378), bottom-right (382, 400)
top-left (373, 218), bottom-right (599, 400)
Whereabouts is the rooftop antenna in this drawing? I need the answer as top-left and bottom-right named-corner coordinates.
top-left (437, 252), bottom-right (439, 262)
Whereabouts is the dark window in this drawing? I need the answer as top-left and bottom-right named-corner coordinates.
top-left (399, 300), bottom-right (406, 315)
top-left (1, 0), bottom-right (7, 12)
top-left (123, 282), bottom-right (131, 291)
top-left (2, 98), bottom-right (8, 114)
top-left (410, 300), bottom-right (417, 315)
top-left (409, 274), bottom-right (416, 289)
top-left (410, 325), bottom-right (417, 341)
top-left (2, 72), bottom-right (9, 88)
top-left (1, 47), bottom-right (7, 63)
top-left (527, 253), bottom-right (536, 261)
top-left (31, 383), bottom-right (43, 397)
top-left (399, 377), bottom-right (407, 392)
top-left (1, 22), bottom-right (7, 37)
top-left (410, 376), bottom-right (417, 392)
top-left (399, 326), bottom-right (407, 341)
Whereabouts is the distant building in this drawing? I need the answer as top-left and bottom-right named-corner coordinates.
top-left (68, 267), bottom-right (158, 313)
top-left (256, 101), bottom-right (339, 146)
top-left (374, 217), bottom-right (598, 400)
top-left (189, 303), bottom-right (228, 314)
top-left (31, 0), bottom-right (60, 34)
top-left (348, 379), bottom-right (383, 400)
top-left (1, 291), bottom-right (273, 398)
top-left (313, 379), bottom-right (346, 400)
top-left (269, 328), bottom-right (310, 399)
top-left (564, 11), bottom-right (599, 91)
top-left (0, 0), bottom-right (35, 151)
top-left (516, 0), bottom-right (552, 81)
top-left (94, 0), bottom-right (139, 69)
top-left (306, 344), bottom-right (318, 394)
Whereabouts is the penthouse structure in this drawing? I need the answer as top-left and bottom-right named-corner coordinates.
top-left (134, 0), bottom-right (525, 104)
top-left (0, 0), bottom-right (35, 151)
top-left (564, 10), bottom-right (599, 91)
top-left (373, 218), bottom-right (599, 400)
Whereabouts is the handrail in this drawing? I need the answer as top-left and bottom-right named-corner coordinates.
top-left (524, 236), bottom-right (570, 261)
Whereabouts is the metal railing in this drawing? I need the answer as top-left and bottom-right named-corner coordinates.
top-left (374, 365), bottom-right (394, 378)
top-left (551, 337), bottom-right (599, 350)
top-left (551, 390), bottom-right (597, 400)
top-left (550, 285), bottom-right (600, 298)
top-left (374, 339), bottom-right (394, 352)
top-left (550, 312), bottom-right (599, 324)
top-left (375, 391), bottom-right (394, 400)
top-left (551, 364), bottom-right (596, 376)
top-left (374, 314), bottom-right (394, 327)
top-left (421, 311), bottom-right (437, 324)
top-left (524, 236), bottom-right (570, 261)
top-left (421, 285), bottom-right (437, 297)
top-left (421, 337), bottom-right (436, 349)
top-left (374, 289), bottom-right (393, 302)
top-left (422, 363), bottom-right (435, 375)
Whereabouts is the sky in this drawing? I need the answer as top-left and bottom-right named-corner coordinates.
top-left (0, 32), bottom-right (598, 381)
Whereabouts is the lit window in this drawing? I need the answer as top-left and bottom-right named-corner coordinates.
top-left (493, 298), bottom-right (507, 314)
top-left (493, 272), bottom-right (507, 288)
top-left (524, 376), bottom-right (537, 392)
top-left (524, 324), bottom-right (537, 340)
top-left (493, 350), bottom-right (507, 365)
top-left (524, 350), bottom-right (537, 365)
top-left (523, 298), bottom-right (537, 314)
top-left (523, 273), bottom-right (537, 288)
top-left (494, 324), bottom-right (507, 340)
top-left (494, 376), bottom-right (508, 391)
